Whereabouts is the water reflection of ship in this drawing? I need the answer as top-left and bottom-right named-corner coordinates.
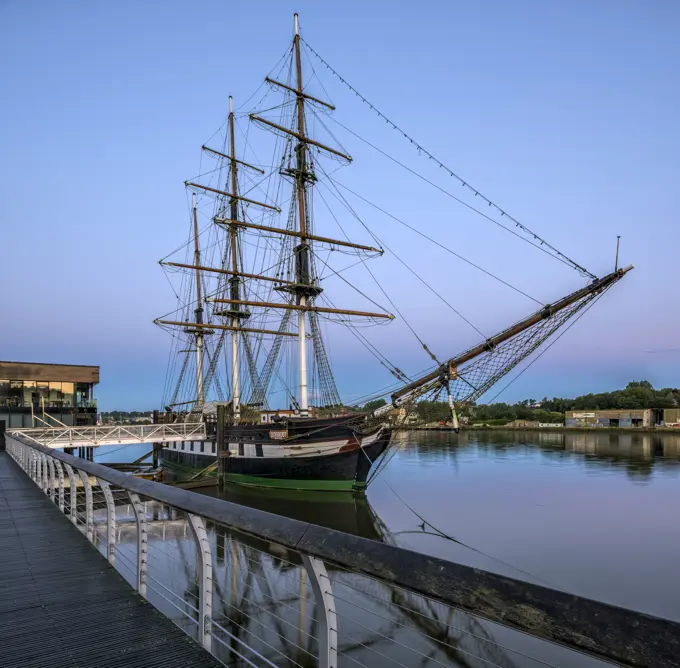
top-left (119, 520), bottom-right (520, 665)
top-left (198, 483), bottom-right (389, 543)
top-left (107, 496), bottom-right (523, 667)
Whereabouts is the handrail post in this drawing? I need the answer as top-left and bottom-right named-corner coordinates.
top-left (301, 554), bottom-right (337, 668)
top-left (40, 452), bottom-right (48, 493)
top-left (99, 480), bottom-right (116, 564)
top-left (128, 492), bottom-right (148, 597)
top-left (78, 470), bottom-right (94, 543)
top-left (47, 456), bottom-right (56, 502)
top-left (63, 463), bottom-right (78, 524)
top-left (54, 460), bottom-right (65, 513)
top-left (188, 513), bottom-right (213, 652)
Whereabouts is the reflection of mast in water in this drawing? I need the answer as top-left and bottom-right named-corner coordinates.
top-left (113, 503), bottom-right (523, 666)
top-left (385, 585), bottom-right (520, 668)
top-left (200, 483), bottom-right (389, 542)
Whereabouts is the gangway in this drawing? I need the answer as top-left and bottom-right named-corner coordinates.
top-left (9, 422), bottom-right (206, 448)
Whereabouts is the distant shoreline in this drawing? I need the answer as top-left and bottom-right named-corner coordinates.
top-left (398, 425), bottom-right (680, 434)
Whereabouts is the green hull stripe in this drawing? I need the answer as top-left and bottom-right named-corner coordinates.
top-left (223, 472), bottom-right (366, 492)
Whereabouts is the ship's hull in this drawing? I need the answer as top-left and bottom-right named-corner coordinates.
top-left (160, 417), bottom-right (391, 492)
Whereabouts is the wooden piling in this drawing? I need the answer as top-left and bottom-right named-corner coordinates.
top-left (216, 404), bottom-right (225, 488)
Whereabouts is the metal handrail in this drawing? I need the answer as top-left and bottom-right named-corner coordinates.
top-left (5, 433), bottom-right (680, 668)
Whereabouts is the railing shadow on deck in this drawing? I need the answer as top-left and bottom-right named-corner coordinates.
top-left (6, 433), bottom-right (679, 668)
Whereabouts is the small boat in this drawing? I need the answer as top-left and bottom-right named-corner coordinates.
top-left (155, 15), bottom-right (631, 491)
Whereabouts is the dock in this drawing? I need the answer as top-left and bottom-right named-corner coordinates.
top-left (0, 451), bottom-right (222, 668)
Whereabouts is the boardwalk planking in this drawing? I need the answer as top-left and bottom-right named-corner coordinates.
top-left (0, 452), bottom-right (223, 668)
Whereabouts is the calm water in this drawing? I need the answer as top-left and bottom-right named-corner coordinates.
top-left (94, 430), bottom-right (680, 665)
top-left (97, 430), bottom-right (680, 622)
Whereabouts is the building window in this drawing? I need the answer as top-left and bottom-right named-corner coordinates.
top-left (61, 382), bottom-right (74, 407)
top-left (76, 383), bottom-right (91, 407)
top-left (9, 381), bottom-right (22, 407)
top-left (190, 442), bottom-right (194, 452)
top-left (22, 381), bottom-right (36, 408)
top-left (0, 380), bottom-right (8, 407)
top-left (37, 382), bottom-right (49, 404)
top-left (48, 382), bottom-right (62, 407)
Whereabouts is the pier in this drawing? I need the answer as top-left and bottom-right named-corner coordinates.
top-left (3, 432), bottom-right (680, 667)
top-left (0, 448), bottom-right (221, 667)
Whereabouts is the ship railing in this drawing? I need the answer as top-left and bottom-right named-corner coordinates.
top-left (9, 422), bottom-right (206, 447)
top-left (5, 433), bottom-right (678, 668)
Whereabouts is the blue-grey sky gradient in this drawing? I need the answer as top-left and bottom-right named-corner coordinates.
top-left (1, 0), bottom-right (678, 409)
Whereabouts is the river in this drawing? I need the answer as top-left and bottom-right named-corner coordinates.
top-left (94, 429), bottom-right (680, 665)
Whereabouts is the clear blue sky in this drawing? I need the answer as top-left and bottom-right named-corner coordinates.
top-left (1, 0), bottom-right (678, 410)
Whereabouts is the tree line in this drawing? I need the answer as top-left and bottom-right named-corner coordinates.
top-left (352, 381), bottom-right (679, 425)
top-left (105, 381), bottom-right (679, 424)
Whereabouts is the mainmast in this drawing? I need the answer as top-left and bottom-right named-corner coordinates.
top-left (228, 96), bottom-right (242, 421)
top-left (191, 193), bottom-right (205, 405)
top-left (293, 13), bottom-right (311, 417)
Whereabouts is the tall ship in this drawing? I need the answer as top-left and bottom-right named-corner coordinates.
top-left (155, 15), bottom-right (632, 491)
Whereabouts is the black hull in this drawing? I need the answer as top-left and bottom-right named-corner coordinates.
top-left (160, 421), bottom-right (392, 492)
top-left (223, 432), bottom-right (390, 491)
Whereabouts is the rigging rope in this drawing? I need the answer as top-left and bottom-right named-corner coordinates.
top-left (317, 171), bottom-right (486, 342)
top-left (485, 287), bottom-right (610, 405)
top-left (302, 38), bottom-right (596, 280)
top-left (314, 180), bottom-right (445, 363)
top-left (332, 180), bottom-right (543, 306)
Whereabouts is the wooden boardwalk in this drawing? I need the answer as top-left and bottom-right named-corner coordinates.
top-left (0, 451), bottom-right (223, 668)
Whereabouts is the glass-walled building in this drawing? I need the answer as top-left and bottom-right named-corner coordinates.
top-left (0, 361), bottom-right (99, 430)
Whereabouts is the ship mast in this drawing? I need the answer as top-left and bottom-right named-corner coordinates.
top-left (191, 192), bottom-right (205, 405)
top-left (227, 96), bottom-right (242, 421)
top-left (293, 12), bottom-right (310, 417)
top-left (158, 14), bottom-right (389, 414)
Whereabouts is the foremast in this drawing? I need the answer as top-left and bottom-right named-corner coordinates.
top-left (191, 193), bottom-right (205, 405)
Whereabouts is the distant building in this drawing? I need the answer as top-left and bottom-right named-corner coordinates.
top-left (662, 408), bottom-right (680, 427)
top-left (506, 419), bottom-right (539, 428)
top-left (0, 361), bottom-right (99, 431)
top-left (387, 406), bottom-right (418, 424)
top-left (123, 416), bottom-right (153, 425)
top-left (565, 409), bottom-right (661, 428)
